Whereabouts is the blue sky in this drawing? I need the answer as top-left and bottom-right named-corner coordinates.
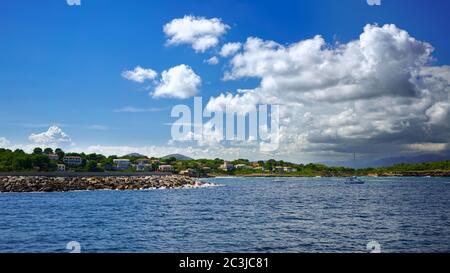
top-left (1, 0), bottom-right (450, 162)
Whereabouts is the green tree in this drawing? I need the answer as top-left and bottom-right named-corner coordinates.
top-left (33, 147), bottom-right (43, 155)
top-left (55, 148), bottom-right (65, 161)
top-left (31, 154), bottom-right (56, 171)
top-left (265, 159), bottom-right (277, 171)
top-left (43, 148), bottom-right (54, 154)
top-left (85, 160), bottom-right (102, 172)
top-left (12, 156), bottom-right (32, 171)
top-left (164, 157), bottom-right (177, 165)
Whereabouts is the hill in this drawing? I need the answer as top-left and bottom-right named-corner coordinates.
top-left (161, 154), bottom-right (193, 161)
top-left (124, 153), bottom-right (147, 158)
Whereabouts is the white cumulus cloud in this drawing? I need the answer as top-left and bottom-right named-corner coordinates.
top-left (0, 137), bottom-right (10, 148)
top-left (152, 64), bottom-right (201, 99)
top-left (29, 126), bottom-right (72, 145)
top-left (220, 42), bottom-right (242, 57)
top-left (163, 15), bottom-right (229, 52)
top-left (122, 66), bottom-right (158, 83)
top-left (205, 56), bottom-right (219, 65)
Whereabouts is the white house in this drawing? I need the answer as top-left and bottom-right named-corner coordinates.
top-left (284, 167), bottom-right (297, 173)
top-left (158, 165), bottom-right (174, 172)
top-left (180, 168), bottom-right (196, 176)
top-left (235, 164), bottom-right (251, 170)
top-left (274, 166), bottom-right (297, 173)
top-left (63, 156), bottom-right (82, 166)
top-left (57, 164), bottom-right (66, 172)
top-left (220, 161), bottom-right (235, 171)
top-left (202, 166), bottom-right (212, 173)
top-left (47, 153), bottom-right (59, 161)
top-left (136, 163), bottom-right (152, 172)
top-left (113, 159), bottom-right (131, 170)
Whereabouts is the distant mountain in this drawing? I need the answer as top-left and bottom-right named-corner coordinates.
top-left (124, 153), bottom-right (147, 158)
top-left (161, 154), bottom-right (193, 161)
top-left (322, 153), bottom-right (450, 169)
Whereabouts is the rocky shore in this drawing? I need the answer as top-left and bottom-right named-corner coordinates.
top-left (377, 171), bottom-right (450, 177)
top-left (0, 175), bottom-right (199, 192)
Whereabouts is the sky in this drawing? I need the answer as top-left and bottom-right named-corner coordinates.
top-left (0, 0), bottom-right (450, 163)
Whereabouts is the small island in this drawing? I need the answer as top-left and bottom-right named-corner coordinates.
top-left (1, 147), bottom-right (450, 192)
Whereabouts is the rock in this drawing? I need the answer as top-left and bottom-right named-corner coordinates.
top-left (0, 175), bottom-right (196, 192)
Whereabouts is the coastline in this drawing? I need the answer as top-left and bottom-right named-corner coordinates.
top-left (209, 170), bottom-right (450, 178)
top-left (1, 169), bottom-right (449, 193)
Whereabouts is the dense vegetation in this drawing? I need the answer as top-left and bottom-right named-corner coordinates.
top-left (0, 148), bottom-right (180, 173)
top-left (361, 160), bottom-right (450, 175)
top-left (0, 148), bottom-right (62, 172)
top-left (0, 147), bottom-right (449, 176)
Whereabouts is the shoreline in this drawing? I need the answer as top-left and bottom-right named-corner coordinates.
top-left (1, 170), bottom-right (449, 179)
top-left (1, 171), bottom-right (449, 193)
top-left (208, 171), bottom-right (450, 178)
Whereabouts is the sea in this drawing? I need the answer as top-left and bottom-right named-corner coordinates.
top-left (1, 176), bottom-right (450, 253)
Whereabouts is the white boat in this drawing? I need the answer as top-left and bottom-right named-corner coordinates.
top-left (345, 176), bottom-right (365, 184)
top-left (345, 153), bottom-right (365, 185)
top-left (272, 178), bottom-right (287, 182)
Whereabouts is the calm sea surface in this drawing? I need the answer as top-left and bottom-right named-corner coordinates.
top-left (1, 177), bottom-right (450, 253)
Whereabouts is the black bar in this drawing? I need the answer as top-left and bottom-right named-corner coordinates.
top-left (0, 253), bottom-right (448, 272)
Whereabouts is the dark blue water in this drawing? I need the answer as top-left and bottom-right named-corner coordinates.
top-left (1, 177), bottom-right (450, 253)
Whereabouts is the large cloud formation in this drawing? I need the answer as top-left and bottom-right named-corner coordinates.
top-left (206, 24), bottom-right (450, 160)
top-left (29, 126), bottom-right (72, 145)
top-left (163, 15), bottom-right (229, 52)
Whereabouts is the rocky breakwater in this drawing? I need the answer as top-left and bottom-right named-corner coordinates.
top-left (0, 175), bottom-right (199, 192)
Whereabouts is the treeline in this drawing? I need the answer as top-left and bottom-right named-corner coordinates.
top-left (0, 147), bottom-right (115, 172)
top-left (362, 160), bottom-right (450, 174)
top-left (0, 148), bottom-right (57, 172)
top-left (173, 158), bottom-right (356, 176)
top-left (1, 147), bottom-right (449, 175)
top-left (0, 148), bottom-right (184, 172)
